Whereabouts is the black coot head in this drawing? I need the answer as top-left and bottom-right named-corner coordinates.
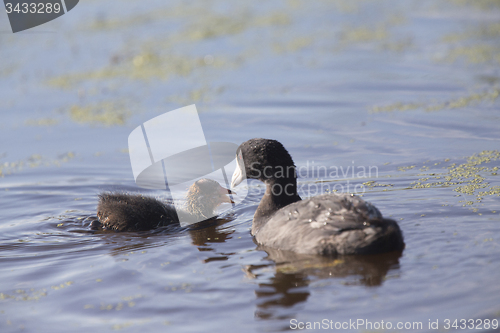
top-left (231, 138), bottom-right (296, 187)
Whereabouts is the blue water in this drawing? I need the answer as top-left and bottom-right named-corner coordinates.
top-left (1, 0), bottom-right (500, 332)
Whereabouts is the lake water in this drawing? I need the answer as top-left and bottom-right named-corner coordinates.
top-left (1, 0), bottom-right (499, 332)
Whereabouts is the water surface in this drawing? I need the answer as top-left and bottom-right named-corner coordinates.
top-left (1, 0), bottom-right (499, 332)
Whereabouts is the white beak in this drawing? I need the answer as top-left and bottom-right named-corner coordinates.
top-left (231, 156), bottom-right (244, 188)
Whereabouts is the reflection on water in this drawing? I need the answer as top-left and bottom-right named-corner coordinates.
top-left (261, 247), bottom-right (402, 287)
top-left (81, 215), bottom-right (236, 258)
top-left (187, 217), bottom-right (238, 264)
top-left (254, 271), bottom-right (310, 321)
top-left (249, 245), bottom-right (402, 320)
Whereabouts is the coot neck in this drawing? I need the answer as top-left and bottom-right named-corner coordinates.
top-left (252, 176), bottom-right (301, 235)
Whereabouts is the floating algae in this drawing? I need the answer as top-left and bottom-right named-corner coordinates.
top-left (335, 14), bottom-right (412, 53)
top-left (0, 281), bottom-right (73, 302)
top-left (339, 24), bottom-right (389, 44)
top-left (273, 36), bottom-right (313, 53)
top-left (447, 0), bottom-right (500, 10)
top-left (397, 165), bottom-right (416, 172)
top-left (410, 150), bottom-right (500, 205)
top-left (68, 102), bottom-right (130, 126)
top-left (50, 11), bottom-right (290, 88)
top-left (439, 2), bottom-right (500, 65)
top-left (24, 118), bottom-right (59, 127)
top-left (442, 23), bottom-right (500, 43)
top-left (0, 153), bottom-right (74, 178)
top-left (362, 180), bottom-right (394, 188)
top-left (443, 45), bottom-right (500, 65)
top-left (370, 87), bottom-right (500, 113)
top-left (49, 52), bottom-right (234, 88)
top-left (167, 86), bottom-right (225, 105)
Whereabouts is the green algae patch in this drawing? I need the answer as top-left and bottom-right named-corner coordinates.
top-left (336, 14), bottom-right (411, 53)
top-left (87, 3), bottom-right (290, 37)
top-left (397, 165), bottom-right (416, 172)
top-left (0, 281), bottom-right (73, 302)
top-left (69, 102), bottom-right (130, 126)
top-left (184, 13), bottom-right (290, 41)
top-left (339, 24), bottom-right (389, 44)
top-left (87, 4), bottom-right (203, 31)
top-left (49, 52), bottom-right (234, 88)
top-left (51, 10), bottom-right (290, 88)
top-left (370, 87), bottom-right (500, 113)
top-left (51, 281), bottom-right (74, 290)
top-left (83, 294), bottom-right (145, 313)
top-left (273, 36), bottom-right (313, 53)
top-left (49, 67), bottom-right (124, 88)
top-left (0, 152), bottom-right (74, 178)
top-left (371, 102), bottom-right (423, 113)
top-left (443, 23), bottom-right (500, 43)
top-left (410, 151), bottom-right (500, 204)
top-left (167, 85), bottom-right (225, 105)
top-left (0, 289), bottom-right (47, 302)
top-left (183, 15), bottom-right (247, 41)
top-left (129, 52), bottom-right (218, 80)
top-left (25, 118), bottom-right (59, 126)
top-left (112, 322), bottom-right (135, 330)
top-left (379, 37), bottom-right (414, 53)
top-left (362, 180), bottom-right (394, 188)
top-left (443, 45), bottom-right (500, 65)
top-left (448, 0), bottom-right (500, 10)
top-left (436, 2), bottom-right (500, 68)
top-left (439, 5), bottom-right (500, 65)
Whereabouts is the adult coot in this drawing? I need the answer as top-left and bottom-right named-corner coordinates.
top-left (231, 138), bottom-right (404, 255)
top-left (95, 179), bottom-right (233, 231)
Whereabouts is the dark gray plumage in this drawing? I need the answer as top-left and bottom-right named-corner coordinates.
top-left (96, 193), bottom-right (175, 231)
top-left (231, 138), bottom-right (404, 255)
top-left (96, 179), bottom-right (233, 231)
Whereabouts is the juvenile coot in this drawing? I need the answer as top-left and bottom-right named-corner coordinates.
top-left (96, 179), bottom-right (233, 231)
top-left (231, 138), bottom-right (404, 255)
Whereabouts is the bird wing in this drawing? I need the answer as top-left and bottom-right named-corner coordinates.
top-left (254, 193), bottom-right (403, 255)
